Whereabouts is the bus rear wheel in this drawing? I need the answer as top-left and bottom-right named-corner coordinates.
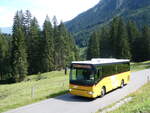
top-left (101, 87), bottom-right (106, 97)
top-left (120, 80), bottom-right (125, 88)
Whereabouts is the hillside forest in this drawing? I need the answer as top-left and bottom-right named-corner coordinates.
top-left (87, 17), bottom-right (150, 62)
top-left (65, 0), bottom-right (150, 47)
top-left (0, 11), bottom-right (150, 83)
top-left (0, 10), bottom-right (79, 83)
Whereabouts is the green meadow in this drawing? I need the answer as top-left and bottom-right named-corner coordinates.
top-left (0, 71), bottom-right (69, 112)
top-left (0, 61), bottom-right (150, 112)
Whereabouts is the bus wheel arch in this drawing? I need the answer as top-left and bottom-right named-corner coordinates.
top-left (120, 79), bottom-right (125, 88)
top-left (101, 86), bottom-right (106, 97)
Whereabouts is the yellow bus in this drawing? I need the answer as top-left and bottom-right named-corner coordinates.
top-left (69, 58), bottom-right (130, 98)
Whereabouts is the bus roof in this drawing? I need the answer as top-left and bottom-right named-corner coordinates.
top-left (72, 58), bottom-right (130, 65)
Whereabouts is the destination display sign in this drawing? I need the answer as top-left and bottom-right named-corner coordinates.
top-left (73, 64), bottom-right (92, 69)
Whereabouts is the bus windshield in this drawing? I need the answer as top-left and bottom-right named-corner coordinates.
top-left (70, 65), bottom-right (95, 86)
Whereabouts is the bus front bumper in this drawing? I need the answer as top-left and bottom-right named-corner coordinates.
top-left (69, 88), bottom-right (96, 98)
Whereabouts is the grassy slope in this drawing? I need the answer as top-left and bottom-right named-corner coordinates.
top-left (130, 61), bottom-right (150, 72)
top-left (0, 61), bottom-right (149, 112)
top-left (109, 82), bottom-right (150, 113)
top-left (0, 71), bottom-right (69, 112)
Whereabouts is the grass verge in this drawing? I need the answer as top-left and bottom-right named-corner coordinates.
top-left (108, 82), bottom-right (150, 113)
top-left (0, 70), bottom-right (69, 113)
top-left (130, 61), bottom-right (150, 72)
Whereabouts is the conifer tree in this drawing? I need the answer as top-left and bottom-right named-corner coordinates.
top-left (24, 10), bottom-right (32, 46)
top-left (52, 16), bottom-right (59, 69)
top-left (127, 21), bottom-right (140, 61)
top-left (58, 22), bottom-right (78, 67)
top-left (52, 17), bottom-right (77, 69)
top-left (18, 10), bottom-right (25, 29)
top-left (0, 34), bottom-right (9, 80)
top-left (28, 17), bottom-right (41, 74)
top-left (52, 16), bottom-right (58, 27)
top-left (132, 35), bottom-right (142, 62)
top-left (11, 11), bottom-right (28, 82)
top-left (99, 27), bottom-right (111, 57)
top-left (41, 16), bottom-right (54, 72)
top-left (109, 17), bottom-right (120, 57)
top-left (56, 23), bottom-right (66, 68)
top-left (116, 18), bottom-right (131, 59)
top-left (140, 26), bottom-right (150, 61)
top-left (68, 33), bottom-right (79, 62)
top-left (24, 10), bottom-right (32, 34)
top-left (58, 22), bottom-right (71, 68)
top-left (87, 31), bottom-right (100, 60)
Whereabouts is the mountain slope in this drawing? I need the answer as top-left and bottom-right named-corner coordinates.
top-left (65, 0), bottom-right (150, 47)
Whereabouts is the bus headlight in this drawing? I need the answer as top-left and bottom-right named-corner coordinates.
top-left (88, 91), bottom-right (94, 95)
top-left (69, 89), bottom-right (72, 91)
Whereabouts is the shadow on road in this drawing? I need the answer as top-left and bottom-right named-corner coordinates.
top-left (54, 94), bottom-right (94, 102)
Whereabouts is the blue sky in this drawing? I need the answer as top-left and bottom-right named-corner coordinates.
top-left (0, 0), bottom-right (100, 27)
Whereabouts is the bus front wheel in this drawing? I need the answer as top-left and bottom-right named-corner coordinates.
top-left (120, 80), bottom-right (125, 88)
top-left (101, 87), bottom-right (106, 97)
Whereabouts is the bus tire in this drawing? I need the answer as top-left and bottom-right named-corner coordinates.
top-left (120, 80), bottom-right (124, 88)
top-left (101, 87), bottom-right (106, 97)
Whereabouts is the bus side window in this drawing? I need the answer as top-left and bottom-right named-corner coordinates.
top-left (98, 69), bottom-right (100, 78)
top-left (102, 65), bottom-right (110, 77)
top-left (99, 67), bottom-right (102, 78)
top-left (98, 67), bottom-right (102, 78)
top-left (117, 63), bottom-right (130, 73)
top-left (95, 68), bottom-right (101, 81)
top-left (102, 64), bottom-right (116, 77)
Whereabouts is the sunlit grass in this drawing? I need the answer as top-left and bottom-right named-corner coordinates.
top-left (109, 82), bottom-right (150, 113)
top-left (0, 70), bottom-right (69, 112)
top-left (130, 60), bottom-right (150, 72)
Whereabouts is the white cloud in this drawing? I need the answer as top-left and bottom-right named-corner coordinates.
top-left (0, 0), bottom-right (100, 27)
top-left (0, 6), bottom-right (15, 27)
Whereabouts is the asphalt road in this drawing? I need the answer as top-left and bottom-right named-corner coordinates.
top-left (5, 69), bottom-right (150, 113)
